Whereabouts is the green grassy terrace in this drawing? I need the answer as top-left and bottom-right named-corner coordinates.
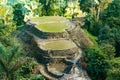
top-left (36, 22), bottom-right (69, 32)
top-left (39, 39), bottom-right (76, 50)
top-left (30, 16), bottom-right (66, 23)
top-left (30, 16), bottom-right (70, 33)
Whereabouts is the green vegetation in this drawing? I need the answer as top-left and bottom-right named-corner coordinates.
top-left (30, 16), bottom-right (70, 32)
top-left (31, 74), bottom-right (44, 80)
top-left (0, 38), bottom-right (24, 80)
top-left (0, 1), bottom-right (44, 80)
top-left (36, 22), bottom-right (69, 32)
top-left (83, 29), bottom-right (98, 46)
top-left (30, 16), bottom-right (66, 23)
top-left (106, 58), bottom-right (120, 80)
top-left (15, 57), bottom-right (44, 80)
top-left (0, 0), bottom-right (120, 80)
top-left (13, 3), bottom-right (26, 27)
top-left (79, 0), bottom-right (120, 80)
top-left (85, 47), bottom-right (109, 80)
top-left (40, 39), bottom-right (76, 50)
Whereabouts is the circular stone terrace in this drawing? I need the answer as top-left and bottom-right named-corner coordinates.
top-left (47, 62), bottom-right (67, 76)
top-left (26, 16), bottom-right (88, 79)
top-left (29, 16), bottom-right (75, 33)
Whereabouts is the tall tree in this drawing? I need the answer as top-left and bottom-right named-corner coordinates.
top-left (85, 47), bottom-right (109, 80)
top-left (79, 0), bottom-right (112, 21)
top-left (106, 58), bottom-right (120, 80)
top-left (39, 0), bottom-right (56, 16)
top-left (13, 3), bottom-right (28, 27)
top-left (0, 37), bottom-right (26, 80)
top-left (101, 0), bottom-right (120, 56)
top-left (79, 0), bottom-right (112, 35)
top-left (102, 0), bottom-right (120, 28)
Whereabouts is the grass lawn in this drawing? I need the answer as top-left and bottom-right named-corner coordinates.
top-left (30, 16), bottom-right (70, 32)
top-left (40, 39), bottom-right (76, 50)
top-left (30, 16), bottom-right (66, 23)
top-left (36, 22), bottom-right (69, 32)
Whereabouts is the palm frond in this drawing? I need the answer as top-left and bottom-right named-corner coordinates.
top-left (9, 57), bottom-right (26, 73)
top-left (8, 45), bottom-right (20, 64)
top-left (0, 43), bottom-right (7, 66)
top-left (0, 43), bottom-right (6, 56)
top-left (0, 58), bottom-right (8, 73)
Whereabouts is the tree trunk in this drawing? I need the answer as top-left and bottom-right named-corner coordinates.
top-left (96, 6), bottom-right (100, 22)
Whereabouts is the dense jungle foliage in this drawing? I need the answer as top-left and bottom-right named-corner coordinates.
top-left (0, 0), bottom-right (120, 80)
